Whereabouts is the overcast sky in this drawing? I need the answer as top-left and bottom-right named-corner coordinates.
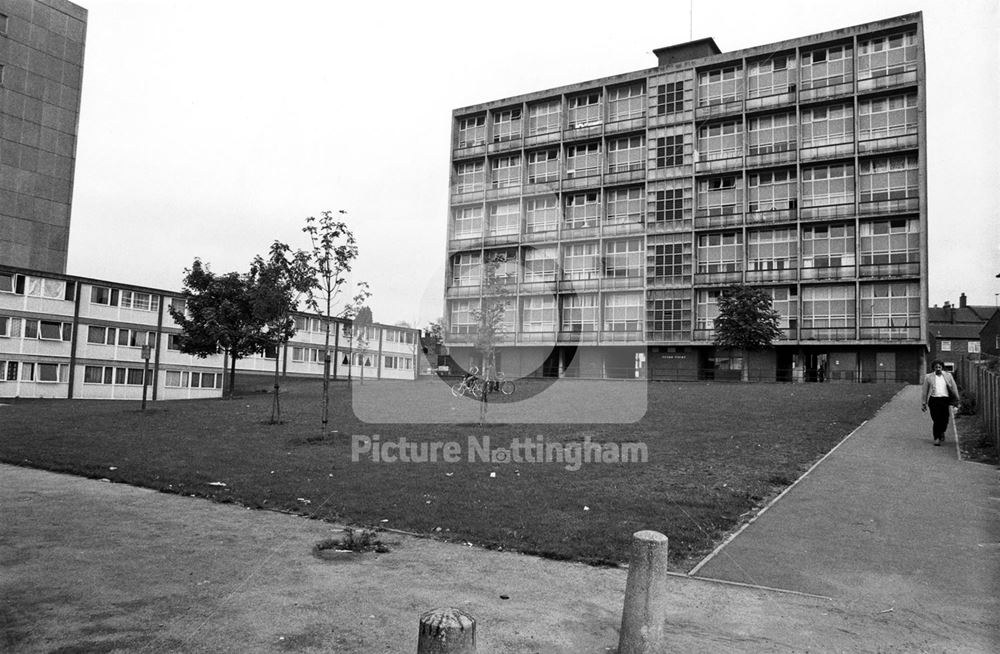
top-left (65, 0), bottom-right (1000, 325)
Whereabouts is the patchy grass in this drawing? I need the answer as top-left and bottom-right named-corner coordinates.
top-left (0, 378), bottom-right (901, 569)
top-left (955, 412), bottom-right (999, 465)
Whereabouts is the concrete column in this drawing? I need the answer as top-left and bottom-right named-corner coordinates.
top-left (417, 607), bottom-right (476, 654)
top-left (618, 530), bottom-right (669, 654)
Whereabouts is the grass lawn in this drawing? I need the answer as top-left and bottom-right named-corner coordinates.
top-left (0, 378), bottom-right (902, 569)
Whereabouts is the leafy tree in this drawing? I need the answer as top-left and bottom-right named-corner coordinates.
top-left (169, 259), bottom-right (266, 398)
top-left (249, 241), bottom-right (314, 424)
top-left (339, 283), bottom-right (372, 383)
top-left (303, 210), bottom-right (360, 428)
top-left (352, 305), bottom-right (374, 385)
top-left (713, 284), bottom-right (783, 382)
top-left (470, 253), bottom-right (513, 422)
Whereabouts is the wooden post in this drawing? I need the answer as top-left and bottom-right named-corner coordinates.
top-left (417, 607), bottom-right (475, 654)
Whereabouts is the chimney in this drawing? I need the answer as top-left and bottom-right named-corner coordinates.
top-left (960, 293), bottom-right (967, 308)
top-left (653, 38), bottom-right (722, 67)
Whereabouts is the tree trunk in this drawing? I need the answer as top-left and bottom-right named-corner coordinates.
top-left (742, 349), bottom-right (750, 383)
top-left (270, 343), bottom-right (281, 424)
top-left (229, 354), bottom-right (238, 398)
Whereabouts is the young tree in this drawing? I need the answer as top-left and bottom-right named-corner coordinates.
top-left (169, 259), bottom-right (266, 398)
top-left (339, 282), bottom-right (372, 383)
top-left (352, 305), bottom-right (374, 385)
top-left (249, 241), bottom-right (314, 424)
top-left (470, 253), bottom-right (513, 423)
top-left (303, 211), bottom-right (359, 428)
top-left (713, 284), bottom-right (783, 382)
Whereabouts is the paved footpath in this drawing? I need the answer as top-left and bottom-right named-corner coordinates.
top-left (1, 385), bottom-right (997, 653)
top-left (694, 384), bottom-right (1000, 651)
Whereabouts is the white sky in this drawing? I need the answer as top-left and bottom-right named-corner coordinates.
top-left (65, 0), bottom-right (1000, 325)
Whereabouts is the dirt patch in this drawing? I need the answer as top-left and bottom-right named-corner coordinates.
top-left (955, 413), bottom-right (999, 465)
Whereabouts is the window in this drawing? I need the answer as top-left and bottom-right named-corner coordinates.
top-left (170, 297), bottom-right (187, 315)
top-left (487, 201), bottom-right (520, 236)
top-left (697, 121), bottom-right (743, 160)
top-left (647, 290), bottom-right (692, 337)
top-left (747, 113), bottom-right (796, 154)
top-left (604, 293), bottom-right (643, 331)
top-left (802, 285), bottom-right (856, 328)
top-left (858, 32), bottom-right (917, 80)
top-left (647, 236), bottom-right (691, 283)
top-left (485, 250), bottom-right (518, 283)
top-left (167, 334), bottom-right (183, 350)
top-left (521, 296), bottom-right (556, 331)
top-left (527, 100), bottom-right (561, 135)
top-left (607, 135), bottom-right (645, 173)
top-left (491, 155), bottom-right (521, 188)
top-left (455, 161), bottom-right (485, 193)
top-left (527, 150), bottom-right (559, 184)
top-left (748, 169), bottom-right (796, 212)
top-left (37, 363), bottom-right (68, 383)
top-left (697, 232), bottom-right (742, 273)
top-left (695, 289), bottom-right (723, 331)
top-left (561, 294), bottom-right (598, 332)
top-left (564, 192), bottom-right (600, 229)
top-left (5, 361), bottom-right (18, 381)
top-left (119, 290), bottom-right (159, 311)
top-left (801, 163), bottom-right (854, 207)
top-left (562, 242), bottom-right (600, 280)
top-left (90, 286), bottom-right (119, 306)
top-left (697, 176), bottom-right (743, 215)
top-left (800, 104), bottom-right (853, 147)
top-left (802, 224), bottom-right (856, 268)
top-left (606, 187), bottom-right (644, 224)
top-left (568, 92), bottom-right (601, 128)
top-left (492, 107), bottom-right (522, 142)
top-left (0, 13), bottom-right (8, 36)
top-left (457, 115), bottom-right (486, 147)
top-left (860, 218), bottom-right (919, 265)
top-left (451, 252), bottom-right (481, 287)
top-left (698, 65), bottom-right (743, 106)
top-left (190, 372), bottom-right (221, 389)
top-left (860, 282), bottom-right (919, 332)
top-left (453, 205), bottom-right (483, 238)
top-left (524, 196), bottom-right (558, 233)
top-left (800, 44), bottom-right (853, 89)
top-left (859, 155), bottom-right (918, 202)
top-left (26, 277), bottom-right (66, 299)
top-left (859, 94), bottom-right (918, 140)
top-left (747, 228), bottom-right (798, 272)
top-left (765, 287), bottom-right (798, 331)
top-left (566, 142), bottom-right (600, 177)
top-left (655, 81), bottom-right (686, 115)
top-left (604, 239), bottom-right (643, 278)
top-left (0, 273), bottom-right (24, 294)
top-left (608, 83), bottom-right (645, 121)
top-left (84, 366), bottom-right (104, 384)
top-left (655, 135), bottom-right (684, 167)
top-left (88, 325), bottom-right (111, 344)
top-left (747, 55), bottom-right (795, 97)
top-left (940, 341), bottom-right (952, 352)
top-left (449, 300), bottom-right (477, 334)
top-left (384, 355), bottom-right (414, 370)
top-left (523, 247), bottom-right (557, 282)
top-left (0, 316), bottom-right (8, 337)
top-left (969, 342), bottom-right (981, 354)
top-left (650, 186), bottom-right (691, 223)
top-left (35, 320), bottom-right (71, 341)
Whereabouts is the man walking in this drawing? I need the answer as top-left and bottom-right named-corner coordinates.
top-left (921, 360), bottom-right (960, 446)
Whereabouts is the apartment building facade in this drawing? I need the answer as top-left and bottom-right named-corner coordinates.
top-left (444, 13), bottom-right (927, 383)
top-left (0, 0), bottom-right (87, 273)
top-left (0, 265), bottom-right (420, 400)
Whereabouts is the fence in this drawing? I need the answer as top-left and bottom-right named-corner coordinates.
top-left (954, 356), bottom-right (1000, 454)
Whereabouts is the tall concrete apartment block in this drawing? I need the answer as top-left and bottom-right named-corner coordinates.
top-left (0, 0), bottom-right (87, 274)
top-left (444, 13), bottom-right (927, 383)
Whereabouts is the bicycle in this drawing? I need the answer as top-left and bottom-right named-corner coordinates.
top-left (451, 367), bottom-right (485, 399)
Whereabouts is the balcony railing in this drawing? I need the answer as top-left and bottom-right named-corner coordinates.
top-left (745, 207), bottom-right (796, 225)
top-left (798, 80), bottom-right (854, 103)
top-left (857, 133), bottom-right (918, 154)
top-left (799, 327), bottom-right (856, 340)
top-left (599, 330), bottom-right (645, 343)
top-left (799, 202), bottom-right (855, 222)
top-left (799, 265), bottom-right (856, 281)
top-left (745, 88), bottom-right (796, 111)
top-left (859, 262), bottom-right (920, 278)
top-left (745, 268), bottom-right (797, 283)
top-left (859, 326), bottom-right (920, 340)
top-left (857, 69), bottom-right (918, 93)
top-left (694, 270), bottom-right (742, 285)
top-left (799, 141), bottom-right (854, 162)
top-left (694, 211), bottom-right (743, 229)
top-left (858, 197), bottom-right (919, 217)
top-left (557, 330), bottom-right (600, 344)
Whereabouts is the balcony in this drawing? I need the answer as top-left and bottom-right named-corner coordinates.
top-left (520, 229), bottom-right (558, 244)
top-left (647, 218), bottom-right (693, 233)
top-left (519, 280), bottom-right (557, 295)
top-left (605, 116), bottom-right (646, 135)
top-left (483, 232), bottom-right (520, 247)
top-left (745, 89), bottom-right (796, 112)
top-left (601, 275), bottom-right (644, 290)
top-left (859, 262), bottom-right (920, 278)
top-left (858, 133), bottom-right (918, 155)
top-left (524, 130), bottom-right (562, 148)
top-left (694, 98), bottom-right (743, 121)
top-left (799, 142), bottom-right (854, 162)
top-left (485, 185), bottom-right (522, 201)
top-left (798, 80), bottom-right (854, 104)
top-left (745, 207), bottom-right (796, 226)
top-left (604, 166), bottom-right (646, 186)
top-left (445, 331), bottom-right (477, 346)
top-left (857, 69), bottom-right (918, 93)
top-left (523, 179), bottom-right (559, 196)
top-left (859, 326), bottom-right (920, 340)
top-left (692, 328), bottom-right (715, 342)
top-left (745, 146), bottom-right (796, 169)
top-left (646, 330), bottom-right (692, 342)
top-left (448, 235), bottom-right (484, 251)
top-left (799, 202), bottom-right (855, 222)
top-left (600, 330), bottom-right (645, 343)
top-left (564, 121), bottom-right (603, 142)
top-left (799, 327), bottom-right (856, 341)
top-left (777, 326), bottom-right (799, 341)
top-left (562, 172), bottom-right (602, 190)
top-left (445, 285), bottom-right (482, 299)
top-left (487, 136), bottom-right (523, 155)
top-left (745, 268), bottom-right (797, 283)
top-left (453, 142), bottom-right (487, 159)
top-left (560, 223), bottom-right (599, 239)
top-left (799, 265), bottom-right (856, 281)
top-left (858, 197), bottom-right (919, 217)
top-left (558, 278), bottom-right (600, 292)
top-left (519, 331), bottom-right (558, 344)
top-left (694, 210), bottom-right (743, 230)
top-left (557, 330), bottom-right (599, 344)
top-left (451, 187), bottom-right (485, 204)
top-left (694, 270), bottom-right (742, 285)
top-left (602, 219), bottom-right (645, 237)
top-left (695, 157), bottom-right (744, 175)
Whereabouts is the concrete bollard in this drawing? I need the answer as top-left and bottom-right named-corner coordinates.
top-left (618, 530), bottom-right (670, 654)
top-left (417, 607), bottom-right (476, 654)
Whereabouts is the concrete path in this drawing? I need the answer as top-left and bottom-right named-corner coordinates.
top-left (2, 385), bottom-right (998, 652)
top-left (693, 384), bottom-right (1000, 651)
